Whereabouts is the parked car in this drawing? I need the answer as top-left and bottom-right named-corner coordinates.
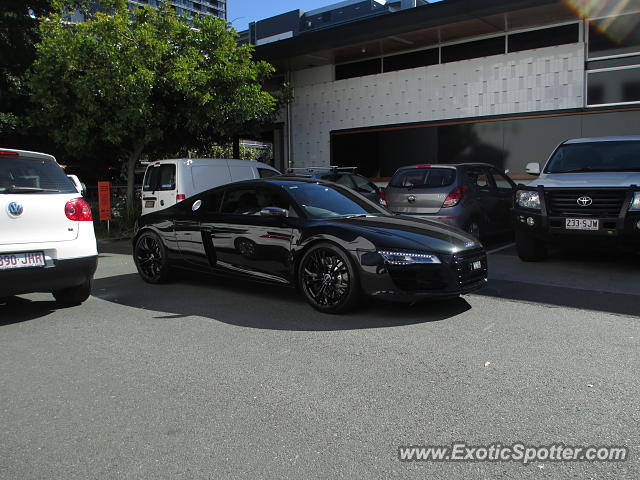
top-left (514, 136), bottom-right (640, 261)
top-left (385, 163), bottom-right (516, 240)
top-left (141, 158), bottom-right (280, 215)
top-left (132, 177), bottom-right (487, 314)
top-left (0, 148), bottom-right (97, 305)
top-left (285, 166), bottom-right (386, 206)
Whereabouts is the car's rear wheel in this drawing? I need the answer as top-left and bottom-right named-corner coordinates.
top-left (134, 231), bottom-right (171, 283)
top-left (53, 279), bottom-right (92, 306)
top-left (516, 230), bottom-right (548, 262)
top-left (298, 243), bottom-right (360, 314)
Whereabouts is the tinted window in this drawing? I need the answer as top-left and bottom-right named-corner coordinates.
top-left (508, 24), bottom-right (579, 53)
top-left (258, 168), bottom-right (279, 178)
top-left (390, 168), bottom-right (456, 188)
top-left (143, 164), bottom-right (176, 191)
top-left (200, 189), bottom-right (224, 213)
top-left (545, 141), bottom-right (640, 173)
top-left (587, 67), bottom-right (640, 105)
top-left (0, 156), bottom-right (76, 194)
top-left (490, 169), bottom-right (514, 190)
top-left (383, 48), bottom-right (439, 73)
top-left (335, 58), bottom-right (382, 80)
top-left (319, 174), bottom-right (353, 187)
top-left (467, 168), bottom-right (492, 191)
top-left (351, 174), bottom-right (377, 194)
top-left (588, 13), bottom-right (640, 58)
top-left (442, 36), bottom-right (505, 63)
top-left (285, 183), bottom-right (387, 218)
top-left (221, 187), bottom-right (289, 215)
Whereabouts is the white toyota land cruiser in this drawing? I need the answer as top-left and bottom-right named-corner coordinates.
top-left (0, 148), bottom-right (98, 305)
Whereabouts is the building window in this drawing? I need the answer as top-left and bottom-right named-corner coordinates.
top-left (587, 66), bottom-right (640, 105)
top-left (441, 36), bottom-right (505, 63)
top-left (508, 24), bottom-right (579, 53)
top-left (335, 58), bottom-right (382, 80)
top-left (588, 12), bottom-right (640, 59)
top-left (383, 48), bottom-right (439, 73)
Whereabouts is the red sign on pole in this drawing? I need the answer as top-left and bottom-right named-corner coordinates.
top-left (98, 181), bottom-right (112, 221)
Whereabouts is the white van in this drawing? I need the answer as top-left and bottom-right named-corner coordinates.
top-left (141, 158), bottom-right (280, 215)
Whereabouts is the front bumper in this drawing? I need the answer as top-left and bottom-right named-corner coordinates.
top-left (0, 255), bottom-right (98, 297)
top-left (356, 248), bottom-right (488, 302)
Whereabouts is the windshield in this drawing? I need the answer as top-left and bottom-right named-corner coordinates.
top-left (285, 182), bottom-right (388, 219)
top-left (0, 156), bottom-right (77, 194)
top-left (390, 167), bottom-right (456, 188)
top-left (545, 141), bottom-right (640, 173)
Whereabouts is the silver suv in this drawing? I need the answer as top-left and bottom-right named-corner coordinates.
top-left (514, 136), bottom-right (640, 261)
top-left (385, 163), bottom-right (516, 239)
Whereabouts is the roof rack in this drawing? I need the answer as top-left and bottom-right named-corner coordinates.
top-left (285, 166), bottom-right (359, 174)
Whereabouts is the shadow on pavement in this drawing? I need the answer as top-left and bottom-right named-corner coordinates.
top-left (92, 272), bottom-right (472, 331)
top-left (0, 297), bottom-right (60, 326)
top-left (98, 239), bottom-right (132, 255)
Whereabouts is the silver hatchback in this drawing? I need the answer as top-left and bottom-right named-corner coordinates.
top-left (385, 163), bottom-right (516, 239)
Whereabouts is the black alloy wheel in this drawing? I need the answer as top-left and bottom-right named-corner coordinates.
top-left (298, 243), bottom-right (360, 314)
top-left (134, 232), bottom-right (171, 283)
top-left (235, 238), bottom-right (258, 259)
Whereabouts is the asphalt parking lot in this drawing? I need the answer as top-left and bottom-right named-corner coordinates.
top-left (1, 239), bottom-right (638, 479)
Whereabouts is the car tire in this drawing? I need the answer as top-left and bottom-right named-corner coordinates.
top-left (515, 230), bottom-right (548, 262)
top-left (134, 231), bottom-right (172, 284)
top-left (53, 279), bottom-right (92, 306)
top-left (298, 242), bottom-right (360, 314)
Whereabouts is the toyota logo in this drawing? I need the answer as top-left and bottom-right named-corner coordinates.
top-left (407, 195), bottom-right (416, 203)
top-left (7, 202), bottom-right (23, 217)
top-left (577, 196), bottom-right (593, 207)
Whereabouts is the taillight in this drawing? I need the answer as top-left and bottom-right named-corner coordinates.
top-left (442, 186), bottom-right (467, 208)
top-left (65, 198), bottom-right (93, 221)
top-left (176, 194), bottom-right (186, 202)
top-left (0, 150), bottom-right (18, 156)
top-left (379, 187), bottom-right (387, 206)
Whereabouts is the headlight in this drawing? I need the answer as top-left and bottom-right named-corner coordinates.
top-left (630, 192), bottom-right (640, 211)
top-left (516, 190), bottom-right (541, 210)
top-left (378, 250), bottom-right (441, 265)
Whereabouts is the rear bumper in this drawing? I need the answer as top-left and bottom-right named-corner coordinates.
top-left (0, 255), bottom-right (98, 296)
top-left (391, 212), bottom-right (465, 229)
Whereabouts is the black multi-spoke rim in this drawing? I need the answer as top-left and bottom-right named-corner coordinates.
top-left (302, 249), bottom-right (350, 307)
top-left (237, 239), bottom-right (256, 258)
top-left (136, 235), bottom-right (163, 279)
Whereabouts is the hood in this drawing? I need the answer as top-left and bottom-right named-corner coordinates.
top-left (529, 172), bottom-right (640, 188)
top-left (327, 214), bottom-right (480, 254)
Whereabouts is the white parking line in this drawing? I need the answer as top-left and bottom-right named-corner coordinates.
top-left (487, 242), bottom-right (516, 255)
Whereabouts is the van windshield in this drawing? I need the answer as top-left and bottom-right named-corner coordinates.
top-left (390, 168), bottom-right (456, 188)
top-left (545, 141), bottom-right (640, 173)
top-left (0, 156), bottom-right (76, 194)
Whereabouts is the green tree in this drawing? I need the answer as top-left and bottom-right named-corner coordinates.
top-left (28, 0), bottom-right (276, 206)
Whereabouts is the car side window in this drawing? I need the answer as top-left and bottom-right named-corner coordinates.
top-left (351, 175), bottom-right (377, 194)
top-left (200, 190), bottom-right (224, 214)
top-left (490, 169), bottom-right (514, 190)
top-left (467, 168), bottom-right (492, 191)
top-left (220, 187), bottom-right (290, 216)
top-left (258, 168), bottom-right (279, 178)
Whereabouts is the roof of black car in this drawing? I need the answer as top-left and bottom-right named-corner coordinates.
top-left (395, 163), bottom-right (494, 171)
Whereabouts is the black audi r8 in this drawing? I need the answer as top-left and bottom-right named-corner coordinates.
top-left (132, 177), bottom-right (488, 313)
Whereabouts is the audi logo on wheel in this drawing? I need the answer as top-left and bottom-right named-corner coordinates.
top-left (577, 196), bottom-right (593, 207)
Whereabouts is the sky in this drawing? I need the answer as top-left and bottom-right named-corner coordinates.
top-left (227, 0), bottom-right (353, 32)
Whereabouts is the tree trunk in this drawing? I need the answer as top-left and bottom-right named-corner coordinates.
top-left (232, 135), bottom-right (240, 159)
top-left (126, 142), bottom-right (144, 211)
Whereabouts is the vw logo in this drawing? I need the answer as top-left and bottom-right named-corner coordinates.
top-left (577, 196), bottom-right (593, 207)
top-left (7, 202), bottom-right (23, 217)
top-left (407, 195), bottom-right (416, 203)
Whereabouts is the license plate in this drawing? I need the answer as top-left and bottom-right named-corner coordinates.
top-left (0, 252), bottom-right (46, 271)
top-left (565, 218), bottom-right (599, 231)
top-left (471, 261), bottom-right (482, 271)
top-left (145, 200), bottom-right (155, 208)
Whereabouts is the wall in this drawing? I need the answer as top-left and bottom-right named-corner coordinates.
top-left (289, 43), bottom-right (586, 168)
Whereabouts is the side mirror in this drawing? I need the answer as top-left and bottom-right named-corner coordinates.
top-left (525, 163), bottom-right (541, 175)
top-left (259, 206), bottom-right (288, 217)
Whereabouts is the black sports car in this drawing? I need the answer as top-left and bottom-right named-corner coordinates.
top-left (132, 177), bottom-right (488, 313)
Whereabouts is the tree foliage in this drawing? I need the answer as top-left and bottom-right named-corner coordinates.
top-left (28, 0), bottom-right (276, 205)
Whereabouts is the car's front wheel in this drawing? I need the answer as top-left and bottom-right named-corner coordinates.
top-left (516, 230), bottom-right (548, 262)
top-left (298, 243), bottom-right (360, 314)
top-left (134, 231), bottom-right (172, 283)
top-left (53, 280), bottom-right (92, 306)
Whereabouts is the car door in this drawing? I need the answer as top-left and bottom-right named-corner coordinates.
top-left (464, 166), bottom-right (500, 233)
top-left (488, 168), bottom-right (516, 232)
top-left (208, 185), bottom-right (295, 283)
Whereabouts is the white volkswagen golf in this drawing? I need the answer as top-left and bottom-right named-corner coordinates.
top-left (0, 148), bottom-right (97, 306)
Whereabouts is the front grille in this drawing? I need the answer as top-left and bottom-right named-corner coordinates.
top-left (452, 249), bottom-right (487, 288)
top-left (387, 265), bottom-right (448, 292)
top-left (546, 190), bottom-right (627, 217)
